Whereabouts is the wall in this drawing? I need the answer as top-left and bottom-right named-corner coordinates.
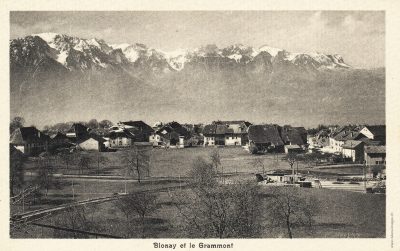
top-left (224, 135), bottom-right (241, 146)
top-left (79, 138), bottom-right (100, 151)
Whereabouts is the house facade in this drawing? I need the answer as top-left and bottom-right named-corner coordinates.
top-left (364, 146), bottom-right (386, 166)
top-left (203, 121), bottom-right (251, 146)
top-left (77, 136), bottom-right (106, 151)
top-left (342, 140), bottom-right (364, 162)
top-left (247, 124), bottom-right (284, 152)
top-left (359, 125), bottom-right (386, 144)
top-left (10, 127), bottom-right (49, 156)
top-left (108, 130), bottom-right (135, 148)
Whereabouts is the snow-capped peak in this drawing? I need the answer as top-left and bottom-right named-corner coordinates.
top-left (258, 45), bottom-right (283, 57)
top-left (33, 32), bottom-right (60, 44)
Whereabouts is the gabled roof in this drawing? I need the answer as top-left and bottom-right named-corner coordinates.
top-left (108, 130), bottom-right (135, 139)
top-left (342, 140), bottom-right (364, 149)
top-left (67, 123), bottom-right (90, 134)
top-left (77, 135), bottom-right (106, 144)
top-left (248, 125), bottom-right (284, 146)
top-left (333, 130), bottom-right (362, 141)
top-left (121, 121), bottom-right (154, 133)
top-left (364, 145), bottom-right (386, 154)
top-left (281, 130), bottom-right (305, 145)
top-left (363, 125), bottom-right (386, 137)
top-left (10, 127), bottom-right (49, 144)
top-left (50, 132), bottom-right (68, 140)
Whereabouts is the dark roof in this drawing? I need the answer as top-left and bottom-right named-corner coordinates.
top-left (364, 145), bottom-right (385, 154)
top-left (281, 130), bottom-right (305, 145)
top-left (202, 124), bottom-right (216, 136)
top-left (108, 130), bottom-right (135, 139)
top-left (77, 135), bottom-right (106, 144)
top-left (50, 132), bottom-right (68, 140)
top-left (364, 125), bottom-right (386, 137)
top-left (359, 137), bottom-right (382, 146)
top-left (342, 140), bottom-right (364, 149)
top-left (10, 127), bottom-right (49, 144)
top-left (248, 125), bottom-right (284, 146)
top-left (67, 123), bottom-right (90, 134)
top-left (121, 121), bottom-right (154, 133)
top-left (333, 130), bottom-right (362, 141)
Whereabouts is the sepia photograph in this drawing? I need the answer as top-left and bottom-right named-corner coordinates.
top-left (7, 9), bottom-right (390, 242)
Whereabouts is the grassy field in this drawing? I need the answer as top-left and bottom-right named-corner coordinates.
top-left (12, 186), bottom-right (385, 238)
top-left (24, 147), bottom-right (305, 178)
top-left (11, 147), bottom-right (385, 238)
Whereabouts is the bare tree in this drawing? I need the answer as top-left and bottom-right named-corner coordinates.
top-left (189, 157), bottom-right (217, 188)
top-left (116, 192), bottom-right (159, 238)
top-left (77, 154), bottom-right (91, 175)
top-left (252, 158), bottom-right (265, 175)
top-left (171, 159), bottom-right (264, 238)
top-left (266, 186), bottom-right (320, 238)
top-left (210, 149), bottom-right (223, 182)
top-left (95, 152), bottom-right (108, 175)
top-left (123, 145), bottom-right (151, 183)
top-left (10, 116), bottom-right (25, 133)
top-left (34, 154), bottom-right (59, 197)
top-left (285, 152), bottom-right (298, 181)
top-left (10, 147), bottom-right (26, 197)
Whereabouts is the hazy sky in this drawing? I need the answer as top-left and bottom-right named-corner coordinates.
top-left (10, 11), bottom-right (384, 68)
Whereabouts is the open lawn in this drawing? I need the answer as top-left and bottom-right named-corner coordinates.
top-left (11, 186), bottom-right (385, 238)
top-left (24, 147), bottom-right (304, 178)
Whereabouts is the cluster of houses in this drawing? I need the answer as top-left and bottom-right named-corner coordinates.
top-left (9, 119), bottom-right (386, 168)
top-left (308, 125), bottom-right (386, 166)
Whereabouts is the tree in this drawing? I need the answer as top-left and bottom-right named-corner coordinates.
top-left (189, 157), bottom-right (218, 188)
top-left (77, 154), bottom-right (91, 174)
top-left (116, 192), bottom-right (159, 238)
top-left (252, 158), bottom-right (265, 175)
top-left (172, 182), bottom-right (264, 238)
top-left (99, 119), bottom-right (113, 129)
top-left (172, 160), bottom-right (264, 238)
top-left (285, 152), bottom-right (298, 180)
top-left (123, 145), bottom-right (152, 183)
top-left (266, 186), bottom-right (320, 238)
top-left (59, 150), bottom-right (72, 170)
top-left (87, 119), bottom-right (99, 130)
top-left (10, 116), bottom-right (25, 133)
top-left (10, 147), bottom-right (26, 197)
top-left (34, 154), bottom-right (59, 196)
top-left (249, 143), bottom-right (259, 154)
top-left (210, 149), bottom-right (221, 170)
top-left (95, 152), bottom-right (108, 175)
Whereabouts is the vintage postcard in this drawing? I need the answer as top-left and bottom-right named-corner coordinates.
top-left (1, 1), bottom-right (400, 251)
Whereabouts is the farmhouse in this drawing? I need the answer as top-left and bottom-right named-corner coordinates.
top-left (66, 123), bottom-right (90, 141)
top-left (359, 125), bottom-right (386, 144)
top-left (118, 120), bottom-right (154, 142)
top-left (280, 126), bottom-right (306, 147)
top-left (77, 136), bottom-right (106, 152)
top-left (10, 126), bottom-right (49, 156)
top-left (203, 120), bottom-right (251, 146)
top-left (151, 121), bottom-right (191, 147)
top-left (364, 145), bottom-right (386, 166)
top-left (248, 124), bottom-right (284, 152)
top-left (49, 132), bottom-right (73, 151)
top-left (284, 144), bottom-right (303, 154)
top-left (342, 140), bottom-right (364, 162)
top-left (329, 129), bottom-right (364, 153)
top-left (108, 130), bottom-right (135, 148)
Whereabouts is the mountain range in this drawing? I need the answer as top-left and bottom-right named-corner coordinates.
top-left (10, 33), bottom-right (385, 128)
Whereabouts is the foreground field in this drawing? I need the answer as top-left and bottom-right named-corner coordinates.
top-left (11, 187), bottom-right (385, 238)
